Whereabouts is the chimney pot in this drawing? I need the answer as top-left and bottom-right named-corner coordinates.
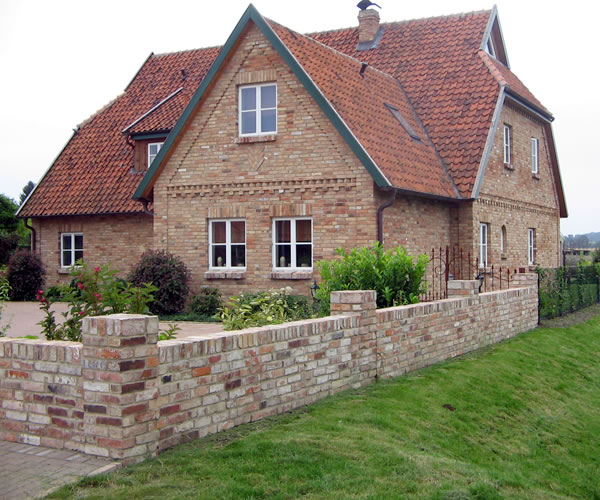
top-left (358, 9), bottom-right (380, 43)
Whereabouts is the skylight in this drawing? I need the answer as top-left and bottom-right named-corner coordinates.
top-left (384, 103), bottom-right (422, 142)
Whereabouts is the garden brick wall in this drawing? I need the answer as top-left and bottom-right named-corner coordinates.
top-left (0, 274), bottom-right (538, 464)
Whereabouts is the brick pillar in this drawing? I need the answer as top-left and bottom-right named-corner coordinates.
top-left (513, 272), bottom-right (538, 289)
top-left (447, 280), bottom-right (480, 297)
top-left (81, 314), bottom-right (160, 464)
top-left (330, 291), bottom-right (378, 379)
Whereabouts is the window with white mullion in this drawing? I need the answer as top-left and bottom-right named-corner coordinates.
top-left (61, 233), bottom-right (84, 268)
top-left (239, 84), bottom-right (277, 136)
top-left (528, 228), bottom-right (536, 265)
top-left (209, 220), bottom-right (246, 269)
top-left (479, 223), bottom-right (488, 268)
top-left (273, 218), bottom-right (312, 270)
top-left (503, 125), bottom-right (512, 165)
top-left (531, 138), bottom-right (539, 174)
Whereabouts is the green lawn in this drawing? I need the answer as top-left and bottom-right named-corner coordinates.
top-left (50, 315), bottom-right (600, 499)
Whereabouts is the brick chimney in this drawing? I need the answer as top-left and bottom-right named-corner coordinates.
top-left (358, 9), bottom-right (380, 43)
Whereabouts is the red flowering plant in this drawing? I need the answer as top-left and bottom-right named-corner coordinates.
top-left (38, 261), bottom-right (157, 342)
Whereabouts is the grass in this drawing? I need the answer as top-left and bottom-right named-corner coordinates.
top-left (49, 314), bottom-right (600, 499)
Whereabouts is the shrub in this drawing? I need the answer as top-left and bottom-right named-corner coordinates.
top-left (38, 262), bottom-right (157, 342)
top-left (186, 288), bottom-right (222, 317)
top-left (128, 250), bottom-right (190, 315)
top-left (0, 233), bottom-right (20, 265)
top-left (7, 249), bottom-right (45, 301)
top-left (314, 243), bottom-right (429, 315)
top-left (217, 288), bottom-right (317, 330)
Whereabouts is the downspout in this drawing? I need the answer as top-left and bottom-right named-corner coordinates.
top-left (140, 198), bottom-right (154, 216)
top-left (377, 188), bottom-right (396, 244)
top-left (24, 219), bottom-right (36, 252)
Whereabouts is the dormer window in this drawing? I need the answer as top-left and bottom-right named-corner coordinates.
top-left (239, 84), bottom-right (277, 136)
top-left (148, 142), bottom-right (163, 168)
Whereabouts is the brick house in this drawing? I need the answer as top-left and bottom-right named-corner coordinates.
top-left (18, 5), bottom-right (567, 296)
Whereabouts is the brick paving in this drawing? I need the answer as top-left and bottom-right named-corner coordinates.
top-left (0, 440), bottom-right (120, 499)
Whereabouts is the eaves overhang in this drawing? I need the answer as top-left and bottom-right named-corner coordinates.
top-left (132, 3), bottom-right (392, 201)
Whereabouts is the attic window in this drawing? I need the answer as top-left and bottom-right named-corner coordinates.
top-left (384, 104), bottom-right (422, 142)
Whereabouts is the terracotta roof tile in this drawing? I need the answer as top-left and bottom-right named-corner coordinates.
top-left (311, 11), bottom-right (500, 197)
top-left (269, 20), bottom-right (457, 198)
top-left (21, 8), bottom-right (551, 216)
top-left (20, 47), bottom-right (220, 217)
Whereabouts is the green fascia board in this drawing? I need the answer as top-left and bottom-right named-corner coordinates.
top-left (130, 132), bottom-right (170, 141)
top-left (133, 3), bottom-right (390, 200)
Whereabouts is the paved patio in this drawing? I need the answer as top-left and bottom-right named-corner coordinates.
top-left (0, 301), bottom-right (224, 339)
top-left (0, 440), bottom-right (120, 499)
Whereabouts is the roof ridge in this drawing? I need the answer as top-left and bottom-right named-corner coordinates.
top-left (76, 93), bottom-right (124, 130)
top-left (306, 8), bottom-right (492, 37)
top-left (153, 45), bottom-right (222, 57)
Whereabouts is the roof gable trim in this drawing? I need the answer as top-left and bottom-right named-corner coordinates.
top-left (481, 6), bottom-right (510, 68)
top-left (133, 3), bottom-right (391, 200)
top-left (472, 88), bottom-right (506, 199)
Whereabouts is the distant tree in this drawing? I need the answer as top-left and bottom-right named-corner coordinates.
top-left (0, 194), bottom-right (19, 234)
top-left (19, 181), bottom-right (35, 206)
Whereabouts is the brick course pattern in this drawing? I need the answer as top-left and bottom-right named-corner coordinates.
top-left (1, 274), bottom-right (538, 464)
top-left (34, 214), bottom-right (153, 287)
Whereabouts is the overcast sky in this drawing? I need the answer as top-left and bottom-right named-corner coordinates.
top-left (1, 0), bottom-right (598, 235)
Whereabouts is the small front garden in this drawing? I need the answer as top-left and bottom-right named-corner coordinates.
top-left (48, 310), bottom-right (600, 499)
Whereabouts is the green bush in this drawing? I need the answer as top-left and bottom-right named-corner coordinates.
top-left (217, 288), bottom-right (317, 330)
top-left (314, 243), bottom-right (428, 314)
top-left (186, 288), bottom-right (222, 317)
top-left (7, 249), bottom-right (46, 301)
top-left (38, 262), bottom-right (157, 342)
top-left (128, 250), bottom-right (190, 315)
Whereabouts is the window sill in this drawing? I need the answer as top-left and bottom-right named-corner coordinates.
top-left (504, 163), bottom-right (514, 171)
top-left (532, 173), bottom-right (540, 180)
top-left (270, 271), bottom-right (313, 280)
top-left (58, 267), bottom-right (81, 275)
top-left (501, 253), bottom-right (507, 260)
top-left (205, 270), bottom-right (246, 280)
top-left (236, 134), bottom-right (276, 144)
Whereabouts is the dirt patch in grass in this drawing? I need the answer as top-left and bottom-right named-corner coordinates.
top-left (540, 302), bottom-right (600, 328)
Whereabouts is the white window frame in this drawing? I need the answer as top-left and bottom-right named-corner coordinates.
top-left (486, 37), bottom-right (496, 58)
top-left (531, 137), bottom-right (539, 174)
top-left (503, 125), bottom-right (512, 165)
top-left (528, 228), bottom-right (536, 265)
top-left (148, 142), bottom-right (163, 168)
top-left (479, 223), bottom-right (488, 268)
top-left (60, 233), bottom-right (84, 268)
top-left (238, 83), bottom-right (277, 137)
top-left (208, 219), bottom-right (246, 270)
top-left (272, 217), bottom-right (313, 270)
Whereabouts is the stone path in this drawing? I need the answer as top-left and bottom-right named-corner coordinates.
top-left (0, 440), bottom-right (120, 499)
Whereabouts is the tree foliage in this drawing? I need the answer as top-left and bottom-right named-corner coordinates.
top-left (19, 181), bottom-right (35, 206)
top-left (0, 194), bottom-right (19, 234)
